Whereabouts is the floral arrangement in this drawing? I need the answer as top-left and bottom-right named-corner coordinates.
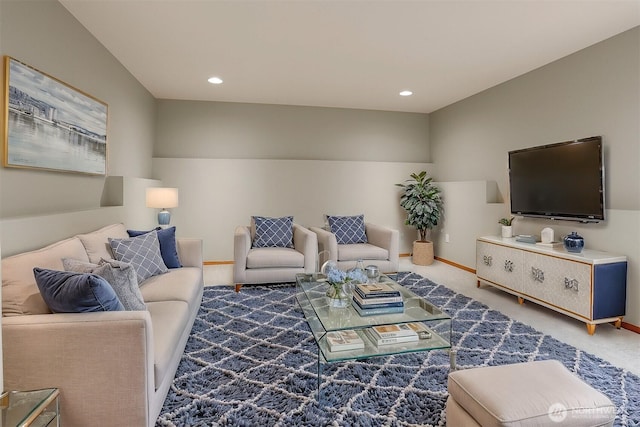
top-left (326, 265), bottom-right (367, 287)
top-left (325, 265), bottom-right (367, 305)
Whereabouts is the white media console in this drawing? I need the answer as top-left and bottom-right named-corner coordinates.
top-left (476, 236), bottom-right (627, 335)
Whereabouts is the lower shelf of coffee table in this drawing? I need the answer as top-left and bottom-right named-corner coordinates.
top-left (320, 328), bottom-right (451, 362)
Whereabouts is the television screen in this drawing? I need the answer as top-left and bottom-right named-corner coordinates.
top-left (508, 136), bottom-right (604, 222)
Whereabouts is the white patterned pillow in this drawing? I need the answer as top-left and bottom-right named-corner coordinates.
top-left (252, 216), bottom-right (294, 248)
top-left (108, 231), bottom-right (168, 282)
top-left (327, 214), bottom-right (368, 244)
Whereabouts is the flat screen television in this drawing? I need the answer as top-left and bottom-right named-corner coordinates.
top-left (508, 136), bottom-right (605, 222)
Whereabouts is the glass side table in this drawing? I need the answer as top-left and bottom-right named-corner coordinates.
top-left (0, 388), bottom-right (59, 427)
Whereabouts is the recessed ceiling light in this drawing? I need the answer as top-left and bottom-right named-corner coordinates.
top-left (399, 90), bottom-right (413, 96)
top-left (207, 77), bottom-right (223, 85)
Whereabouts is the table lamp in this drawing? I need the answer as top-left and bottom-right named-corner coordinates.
top-left (146, 187), bottom-right (179, 226)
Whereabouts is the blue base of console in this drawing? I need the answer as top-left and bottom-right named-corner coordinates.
top-left (593, 262), bottom-right (627, 319)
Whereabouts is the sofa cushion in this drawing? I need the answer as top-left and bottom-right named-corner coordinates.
top-left (247, 247), bottom-right (304, 269)
top-left (338, 243), bottom-right (388, 262)
top-left (34, 268), bottom-right (124, 313)
top-left (62, 258), bottom-right (146, 311)
top-left (327, 214), bottom-right (368, 244)
top-left (127, 226), bottom-right (182, 269)
top-left (252, 216), bottom-right (294, 248)
top-left (146, 300), bottom-right (190, 389)
top-left (77, 223), bottom-right (129, 264)
top-left (1, 237), bottom-right (90, 316)
top-left (139, 267), bottom-right (203, 304)
top-left (447, 360), bottom-right (616, 427)
top-left (109, 231), bottom-right (168, 283)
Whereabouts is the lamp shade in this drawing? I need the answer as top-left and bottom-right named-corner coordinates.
top-left (146, 187), bottom-right (179, 209)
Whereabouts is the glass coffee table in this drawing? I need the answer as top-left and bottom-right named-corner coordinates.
top-left (295, 273), bottom-right (454, 401)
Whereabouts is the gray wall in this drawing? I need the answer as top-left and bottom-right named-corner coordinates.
top-left (0, 0), bottom-right (157, 218)
top-left (429, 27), bottom-right (640, 326)
top-left (431, 27), bottom-right (639, 212)
top-left (155, 101), bottom-right (429, 162)
top-left (153, 101), bottom-right (432, 260)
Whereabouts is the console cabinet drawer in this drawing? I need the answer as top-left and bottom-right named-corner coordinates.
top-left (476, 241), bottom-right (523, 292)
top-left (523, 252), bottom-right (591, 318)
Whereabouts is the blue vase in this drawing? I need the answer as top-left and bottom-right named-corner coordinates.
top-left (564, 232), bottom-right (584, 253)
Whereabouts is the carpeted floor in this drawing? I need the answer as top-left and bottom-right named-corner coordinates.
top-left (156, 272), bottom-right (640, 426)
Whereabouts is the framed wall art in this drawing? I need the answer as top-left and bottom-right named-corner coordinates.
top-left (3, 56), bottom-right (108, 175)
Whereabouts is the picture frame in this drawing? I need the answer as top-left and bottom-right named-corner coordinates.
top-left (3, 56), bottom-right (108, 175)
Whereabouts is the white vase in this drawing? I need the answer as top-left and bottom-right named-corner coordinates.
top-left (501, 225), bottom-right (513, 238)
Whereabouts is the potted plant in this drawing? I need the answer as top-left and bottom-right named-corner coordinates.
top-left (499, 217), bottom-right (514, 238)
top-left (396, 171), bottom-right (443, 266)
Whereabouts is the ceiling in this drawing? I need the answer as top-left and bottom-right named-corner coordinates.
top-left (59, 1), bottom-right (639, 114)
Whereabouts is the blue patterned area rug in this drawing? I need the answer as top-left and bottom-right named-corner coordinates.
top-left (156, 272), bottom-right (640, 426)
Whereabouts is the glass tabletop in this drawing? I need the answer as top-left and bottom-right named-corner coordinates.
top-left (295, 273), bottom-right (452, 363)
top-left (296, 274), bottom-right (451, 332)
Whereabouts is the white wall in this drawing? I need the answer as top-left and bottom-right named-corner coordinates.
top-left (433, 181), bottom-right (505, 268)
top-left (429, 27), bottom-right (640, 325)
top-left (153, 158), bottom-right (432, 261)
top-left (152, 100), bottom-right (433, 261)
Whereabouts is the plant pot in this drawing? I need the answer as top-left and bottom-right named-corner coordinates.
top-left (501, 225), bottom-right (513, 238)
top-left (412, 240), bottom-right (434, 266)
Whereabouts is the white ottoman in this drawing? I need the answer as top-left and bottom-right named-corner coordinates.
top-left (446, 360), bottom-right (616, 427)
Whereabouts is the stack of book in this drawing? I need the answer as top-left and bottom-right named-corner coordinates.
top-left (406, 322), bottom-right (433, 340)
top-left (325, 329), bottom-right (365, 352)
top-left (352, 283), bottom-right (404, 316)
top-left (365, 324), bottom-right (418, 346)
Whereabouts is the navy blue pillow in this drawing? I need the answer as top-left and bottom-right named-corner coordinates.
top-left (127, 226), bottom-right (182, 269)
top-left (327, 214), bottom-right (368, 244)
top-left (34, 268), bottom-right (124, 313)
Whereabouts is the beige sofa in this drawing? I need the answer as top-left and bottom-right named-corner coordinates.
top-left (1, 223), bottom-right (204, 427)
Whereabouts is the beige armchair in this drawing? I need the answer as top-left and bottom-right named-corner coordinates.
top-left (234, 223), bottom-right (317, 292)
top-left (311, 223), bottom-right (399, 273)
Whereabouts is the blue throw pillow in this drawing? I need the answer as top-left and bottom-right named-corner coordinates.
top-left (127, 226), bottom-right (182, 269)
top-left (62, 258), bottom-right (146, 311)
top-left (327, 214), bottom-right (368, 244)
top-left (252, 216), bottom-right (294, 248)
top-left (34, 268), bottom-right (124, 313)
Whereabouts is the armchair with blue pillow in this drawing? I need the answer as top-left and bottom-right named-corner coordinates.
top-left (311, 214), bottom-right (399, 274)
top-left (233, 216), bottom-right (318, 292)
